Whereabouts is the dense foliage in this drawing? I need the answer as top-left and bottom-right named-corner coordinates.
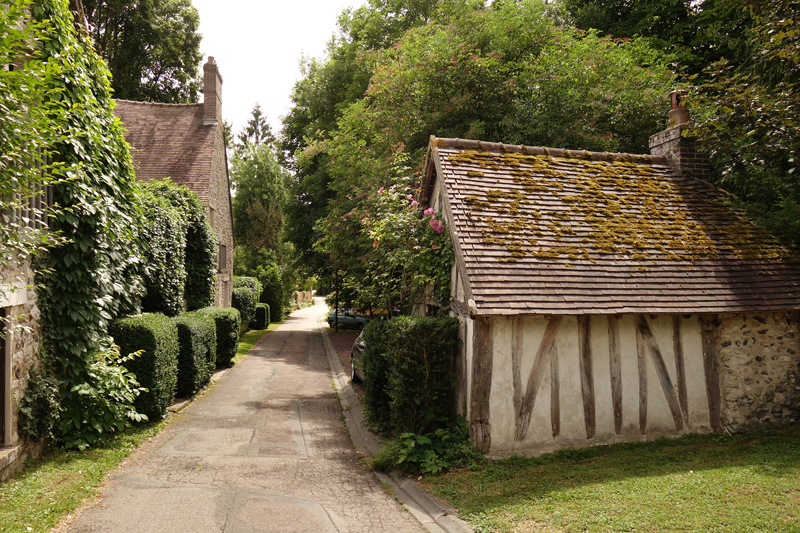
top-left (689, 0), bottom-right (800, 245)
top-left (142, 179), bottom-right (217, 311)
top-left (109, 313), bottom-right (179, 420)
top-left (197, 307), bottom-right (240, 367)
top-left (284, 0), bottom-right (673, 312)
top-left (31, 0), bottom-right (148, 449)
top-left (174, 311), bottom-right (216, 397)
top-left (0, 0), bottom-right (70, 273)
top-left (82, 0), bottom-right (203, 102)
top-left (139, 183), bottom-right (187, 316)
top-left (361, 316), bottom-right (460, 436)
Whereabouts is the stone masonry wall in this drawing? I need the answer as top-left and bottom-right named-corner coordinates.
top-left (210, 121), bottom-right (234, 308)
top-left (716, 311), bottom-right (800, 431)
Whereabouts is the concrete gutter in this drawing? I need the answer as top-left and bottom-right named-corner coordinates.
top-left (320, 318), bottom-right (474, 533)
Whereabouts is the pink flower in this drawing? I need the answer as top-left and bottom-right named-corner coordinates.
top-left (378, 187), bottom-right (384, 194)
top-left (432, 244), bottom-right (439, 250)
top-left (429, 219), bottom-right (445, 234)
top-left (424, 207), bottom-right (435, 216)
top-left (411, 200), bottom-right (418, 207)
top-left (414, 245), bottom-right (421, 250)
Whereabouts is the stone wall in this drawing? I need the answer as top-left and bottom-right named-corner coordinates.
top-left (210, 121), bottom-right (234, 308)
top-left (1, 262), bottom-right (43, 480)
top-left (715, 311), bottom-right (800, 430)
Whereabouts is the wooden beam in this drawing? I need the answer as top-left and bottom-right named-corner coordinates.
top-left (515, 316), bottom-right (562, 441)
top-left (637, 326), bottom-right (648, 434)
top-left (470, 317), bottom-right (493, 452)
top-left (636, 316), bottom-right (684, 431)
top-left (579, 316), bottom-right (596, 439)
top-left (550, 344), bottom-right (560, 438)
top-left (673, 315), bottom-right (689, 423)
top-left (512, 316), bottom-right (523, 417)
top-left (701, 315), bottom-right (723, 432)
top-left (608, 315), bottom-right (623, 435)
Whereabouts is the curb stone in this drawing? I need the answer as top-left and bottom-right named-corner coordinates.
top-left (320, 317), bottom-right (474, 533)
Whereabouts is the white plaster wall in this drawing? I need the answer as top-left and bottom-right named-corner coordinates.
top-left (487, 314), bottom-right (712, 456)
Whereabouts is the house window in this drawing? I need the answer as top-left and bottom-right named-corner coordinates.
top-left (218, 244), bottom-right (227, 273)
top-left (1, 170), bottom-right (52, 233)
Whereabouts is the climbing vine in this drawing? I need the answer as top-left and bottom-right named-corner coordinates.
top-left (140, 179), bottom-right (217, 311)
top-left (32, 0), bottom-right (146, 449)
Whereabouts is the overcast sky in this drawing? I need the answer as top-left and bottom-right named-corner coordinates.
top-left (191, 0), bottom-right (367, 139)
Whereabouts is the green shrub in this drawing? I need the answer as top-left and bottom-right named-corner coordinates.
top-left (232, 287), bottom-right (257, 334)
top-left (254, 303), bottom-right (269, 330)
top-left (139, 183), bottom-right (188, 317)
top-left (370, 418), bottom-right (482, 474)
top-left (174, 312), bottom-right (217, 397)
top-left (362, 316), bottom-right (460, 437)
top-left (17, 365), bottom-right (62, 445)
top-left (233, 275), bottom-right (262, 296)
top-left (362, 319), bottom-right (393, 436)
top-left (385, 316), bottom-right (460, 435)
top-left (109, 313), bottom-right (179, 420)
top-left (197, 307), bottom-right (240, 367)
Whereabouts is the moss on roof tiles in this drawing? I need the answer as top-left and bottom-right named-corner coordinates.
top-left (445, 148), bottom-right (798, 265)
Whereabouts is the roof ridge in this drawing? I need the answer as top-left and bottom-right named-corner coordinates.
top-left (114, 99), bottom-right (202, 108)
top-left (433, 137), bottom-right (668, 165)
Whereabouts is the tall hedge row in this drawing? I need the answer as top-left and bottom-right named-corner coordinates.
top-left (109, 313), bottom-right (179, 420)
top-left (362, 316), bottom-right (460, 436)
top-left (174, 312), bottom-right (217, 397)
top-left (198, 307), bottom-right (241, 367)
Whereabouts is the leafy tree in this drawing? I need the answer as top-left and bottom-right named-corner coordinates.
top-left (560, 0), bottom-right (755, 77)
top-left (82, 0), bottom-right (202, 102)
top-left (689, 0), bottom-right (800, 243)
top-left (231, 143), bottom-right (289, 252)
top-left (236, 104), bottom-right (276, 149)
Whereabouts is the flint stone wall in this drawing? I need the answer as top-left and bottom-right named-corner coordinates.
top-left (716, 311), bottom-right (800, 430)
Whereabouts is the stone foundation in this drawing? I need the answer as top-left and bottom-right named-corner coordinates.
top-left (715, 312), bottom-right (800, 430)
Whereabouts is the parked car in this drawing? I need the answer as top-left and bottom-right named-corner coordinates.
top-left (327, 308), bottom-right (370, 330)
top-left (350, 330), bottom-right (365, 382)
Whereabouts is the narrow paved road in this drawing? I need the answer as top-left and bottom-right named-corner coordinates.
top-left (56, 299), bottom-right (426, 532)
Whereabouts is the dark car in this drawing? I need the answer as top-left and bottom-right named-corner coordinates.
top-left (327, 308), bottom-right (370, 330)
top-left (350, 330), bottom-right (365, 382)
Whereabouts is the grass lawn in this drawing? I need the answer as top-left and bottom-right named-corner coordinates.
top-left (424, 426), bottom-right (800, 533)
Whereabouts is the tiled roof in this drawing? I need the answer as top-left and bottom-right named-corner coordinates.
top-left (423, 137), bottom-right (800, 316)
top-left (114, 100), bottom-right (216, 202)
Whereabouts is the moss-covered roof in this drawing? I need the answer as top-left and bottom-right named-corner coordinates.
top-left (422, 137), bottom-right (800, 315)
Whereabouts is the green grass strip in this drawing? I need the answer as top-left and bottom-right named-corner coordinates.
top-left (426, 426), bottom-right (800, 533)
top-left (232, 322), bottom-right (280, 364)
top-left (0, 421), bottom-right (166, 533)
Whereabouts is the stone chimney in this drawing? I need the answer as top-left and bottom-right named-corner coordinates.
top-left (203, 56), bottom-right (223, 125)
top-left (649, 91), bottom-right (710, 180)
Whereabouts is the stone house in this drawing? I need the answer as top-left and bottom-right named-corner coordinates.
top-left (419, 103), bottom-right (800, 456)
top-left (114, 57), bottom-right (234, 307)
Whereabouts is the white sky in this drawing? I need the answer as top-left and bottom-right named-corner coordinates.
top-left (192, 0), bottom-right (368, 139)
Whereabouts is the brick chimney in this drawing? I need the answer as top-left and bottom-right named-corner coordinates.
top-left (649, 91), bottom-right (710, 180)
top-left (203, 56), bottom-right (223, 125)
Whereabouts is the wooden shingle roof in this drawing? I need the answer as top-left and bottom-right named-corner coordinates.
top-left (423, 137), bottom-right (800, 316)
top-left (114, 100), bottom-right (216, 203)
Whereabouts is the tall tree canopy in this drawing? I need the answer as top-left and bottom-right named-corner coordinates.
top-left (282, 0), bottom-right (675, 309)
top-left (560, 0), bottom-right (755, 77)
top-left (690, 0), bottom-right (800, 243)
top-left (82, 0), bottom-right (202, 102)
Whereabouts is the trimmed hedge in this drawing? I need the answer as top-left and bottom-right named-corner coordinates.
top-left (174, 312), bottom-right (217, 397)
top-left (109, 313), bottom-right (179, 419)
top-left (362, 316), bottom-right (460, 436)
top-left (232, 286), bottom-right (257, 335)
top-left (254, 303), bottom-right (269, 330)
top-left (197, 307), bottom-right (241, 367)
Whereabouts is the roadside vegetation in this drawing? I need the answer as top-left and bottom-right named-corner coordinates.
top-left (425, 426), bottom-right (800, 533)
